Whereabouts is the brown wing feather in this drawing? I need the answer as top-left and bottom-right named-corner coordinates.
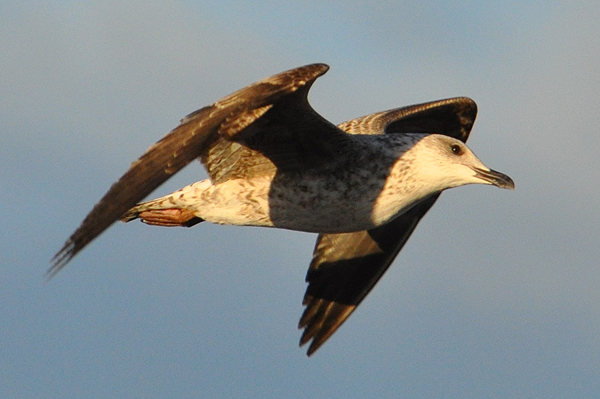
top-left (203, 75), bottom-right (350, 183)
top-left (338, 97), bottom-right (476, 140)
top-left (50, 63), bottom-right (333, 277)
top-left (300, 195), bottom-right (439, 355)
top-left (299, 97), bottom-right (478, 355)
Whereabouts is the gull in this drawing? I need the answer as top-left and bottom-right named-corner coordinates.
top-left (51, 63), bottom-right (514, 356)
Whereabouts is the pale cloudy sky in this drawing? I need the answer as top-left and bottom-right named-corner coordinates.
top-left (2, 1), bottom-right (600, 398)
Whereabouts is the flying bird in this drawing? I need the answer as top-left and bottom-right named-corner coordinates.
top-left (51, 63), bottom-right (514, 356)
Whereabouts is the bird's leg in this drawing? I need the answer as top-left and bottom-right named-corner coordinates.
top-left (130, 208), bottom-right (203, 227)
top-left (120, 181), bottom-right (211, 227)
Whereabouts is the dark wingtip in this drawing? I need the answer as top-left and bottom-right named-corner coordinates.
top-left (298, 334), bottom-right (323, 357)
top-left (47, 240), bottom-right (75, 281)
top-left (306, 344), bottom-right (318, 357)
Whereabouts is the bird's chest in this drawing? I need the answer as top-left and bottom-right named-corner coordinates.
top-left (267, 163), bottom-right (406, 233)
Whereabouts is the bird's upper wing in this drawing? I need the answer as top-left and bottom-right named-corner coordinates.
top-left (299, 97), bottom-right (478, 355)
top-left (50, 63), bottom-right (346, 277)
top-left (337, 97), bottom-right (476, 141)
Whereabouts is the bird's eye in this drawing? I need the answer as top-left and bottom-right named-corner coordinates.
top-left (451, 144), bottom-right (463, 155)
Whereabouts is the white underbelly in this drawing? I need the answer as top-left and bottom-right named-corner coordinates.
top-left (194, 167), bottom-right (425, 233)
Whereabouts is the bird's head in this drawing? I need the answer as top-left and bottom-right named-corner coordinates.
top-left (409, 134), bottom-right (515, 193)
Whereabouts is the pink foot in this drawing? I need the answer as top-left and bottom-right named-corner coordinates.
top-left (138, 208), bottom-right (203, 227)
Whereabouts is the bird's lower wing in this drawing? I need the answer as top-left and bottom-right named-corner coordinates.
top-left (297, 97), bottom-right (479, 355)
top-left (299, 194), bottom-right (439, 355)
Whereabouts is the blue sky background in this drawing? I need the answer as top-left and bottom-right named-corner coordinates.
top-left (2, 1), bottom-right (600, 398)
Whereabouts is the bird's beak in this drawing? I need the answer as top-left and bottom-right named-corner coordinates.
top-left (472, 167), bottom-right (515, 190)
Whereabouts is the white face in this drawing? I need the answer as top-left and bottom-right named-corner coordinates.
top-left (409, 134), bottom-right (514, 192)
